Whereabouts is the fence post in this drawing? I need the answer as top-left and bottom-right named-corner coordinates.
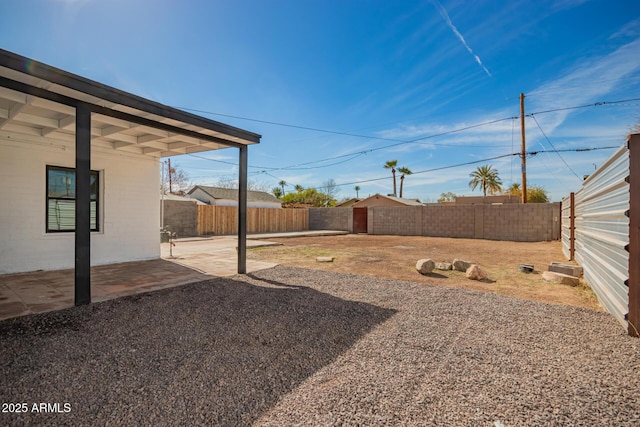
top-left (570, 192), bottom-right (575, 261)
top-left (627, 134), bottom-right (639, 337)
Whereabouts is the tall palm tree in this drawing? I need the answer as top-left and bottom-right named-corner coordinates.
top-left (398, 166), bottom-right (413, 198)
top-left (278, 180), bottom-right (286, 194)
top-left (384, 160), bottom-right (398, 196)
top-left (354, 185), bottom-right (361, 198)
top-left (469, 165), bottom-right (502, 197)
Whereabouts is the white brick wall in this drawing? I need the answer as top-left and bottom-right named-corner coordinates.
top-left (0, 133), bottom-right (160, 274)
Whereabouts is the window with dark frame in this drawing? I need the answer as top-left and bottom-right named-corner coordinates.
top-left (46, 166), bottom-right (99, 232)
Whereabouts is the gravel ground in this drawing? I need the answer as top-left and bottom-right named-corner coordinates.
top-left (1, 266), bottom-right (639, 426)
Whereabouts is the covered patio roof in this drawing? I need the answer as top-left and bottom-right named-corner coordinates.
top-left (0, 48), bottom-right (258, 306)
top-left (0, 49), bottom-right (260, 156)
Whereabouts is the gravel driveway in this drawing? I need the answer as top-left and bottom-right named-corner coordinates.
top-left (1, 266), bottom-right (638, 426)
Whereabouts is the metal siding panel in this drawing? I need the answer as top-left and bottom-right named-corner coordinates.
top-left (574, 146), bottom-right (629, 328)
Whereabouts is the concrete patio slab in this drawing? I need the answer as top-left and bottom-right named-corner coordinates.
top-left (0, 237), bottom-right (281, 321)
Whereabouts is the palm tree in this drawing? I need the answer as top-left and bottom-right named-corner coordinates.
top-left (469, 165), bottom-right (502, 197)
top-left (354, 185), bottom-right (361, 198)
top-left (507, 183), bottom-right (521, 195)
top-left (278, 180), bottom-right (286, 194)
top-left (272, 187), bottom-right (283, 199)
top-left (384, 160), bottom-right (398, 196)
top-left (294, 184), bottom-right (304, 193)
top-left (397, 166), bottom-right (412, 198)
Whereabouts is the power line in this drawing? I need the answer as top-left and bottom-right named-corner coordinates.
top-left (310, 146), bottom-right (619, 190)
top-left (530, 115), bottom-right (581, 180)
top-left (183, 98), bottom-right (637, 173)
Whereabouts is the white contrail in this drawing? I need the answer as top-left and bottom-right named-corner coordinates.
top-left (432, 0), bottom-right (492, 77)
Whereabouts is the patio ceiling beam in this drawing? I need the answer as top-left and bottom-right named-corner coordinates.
top-left (0, 76), bottom-right (247, 150)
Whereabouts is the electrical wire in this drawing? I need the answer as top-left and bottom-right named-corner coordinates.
top-left (530, 115), bottom-right (581, 180)
top-left (183, 97), bottom-right (638, 173)
top-left (309, 146), bottom-right (619, 190)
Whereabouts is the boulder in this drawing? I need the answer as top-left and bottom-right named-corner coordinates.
top-left (466, 264), bottom-right (488, 281)
top-left (416, 259), bottom-right (435, 275)
top-left (316, 256), bottom-right (335, 263)
top-left (435, 262), bottom-right (453, 271)
top-left (542, 271), bottom-right (579, 286)
top-left (453, 259), bottom-right (474, 272)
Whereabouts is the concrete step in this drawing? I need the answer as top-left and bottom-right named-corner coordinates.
top-left (542, 271), bottom-right (580, 287)
top-left (548, 262), bottom-right (583, 278)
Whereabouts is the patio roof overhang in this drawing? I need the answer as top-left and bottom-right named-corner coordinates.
top-left (0, 49), bottom-right (260, 156)
top-left (0, 49), bottom-right (256, 305)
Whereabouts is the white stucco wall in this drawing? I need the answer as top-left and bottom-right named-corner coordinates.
top-left (0, 133), bottom-right (160, 274)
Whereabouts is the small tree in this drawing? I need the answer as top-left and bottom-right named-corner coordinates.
top-left (438, 192), bottom-right (458, 203)
top-left (281, 187), bottom-right (337, 207)
top-left (354, 185), bottom-right (361, 198)
top-left (505, 183), bottom-right (549, 203)
top-left (294, 184), bottom-right (304, 193)
top-left (272, 187), bottom-right (283, 199)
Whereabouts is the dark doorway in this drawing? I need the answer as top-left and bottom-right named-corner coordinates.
top-left (353, 207), bottom-right (368, 234)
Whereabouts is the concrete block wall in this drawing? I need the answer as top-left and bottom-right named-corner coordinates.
top-left (162, 200), bottom-right (198, 237)
top-left (482, 204), bottom-right (559, 241)
top-left (309, 208), bottom-right (352, 232)
top-left (422, 205), bottom-right (475, 238)
top-left (307, 203), bottom-right (560, 242)
top-left (370, 206), bottom-right (422, 236)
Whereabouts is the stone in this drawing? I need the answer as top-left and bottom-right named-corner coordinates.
top-left (453, 259), bottom-right (474, 272)
top-left (416, 259), bottom-right (435, 275)
top-left (466, 264), bottom-right (488, 281)
top-left (435, 262), bottom-right (452, 271)
top-left (316, 256), bottom-right (335, 262)
top-left (542, 271), bottom-right (580, 286)
top-left (548, 262), bottom-right (583, 278)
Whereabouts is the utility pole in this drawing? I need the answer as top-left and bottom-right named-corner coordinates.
top-left (168, 158), bottom-right (173, 194)
top-left (520, 93), bottom-right (527, 204)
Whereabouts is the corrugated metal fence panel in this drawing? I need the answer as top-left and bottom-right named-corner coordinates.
top-left (561, 196), bottom-right (572, 260)
top-left (574, 145), bottom-right (629, 327)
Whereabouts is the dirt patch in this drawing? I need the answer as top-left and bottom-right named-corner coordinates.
top-left (248, 234), bottom-right (602, 311)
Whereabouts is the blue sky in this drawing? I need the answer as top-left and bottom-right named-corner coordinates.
top-left (1, 0), bottom-right (639, 202)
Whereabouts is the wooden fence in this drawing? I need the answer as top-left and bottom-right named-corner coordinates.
top-left (196, 205), bottom-right (308, 235)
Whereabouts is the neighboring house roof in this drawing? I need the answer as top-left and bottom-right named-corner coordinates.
top-left (353, 194), bottom-right (423, 207)
top-left (335, 198), bottom-right (361, 208)
top-left (188, 185), bottom-right (281, 204)
top-left (161, 193), bottom-right (206, 204)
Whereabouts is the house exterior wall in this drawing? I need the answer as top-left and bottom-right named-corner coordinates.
top-left (0, 135), bottom-right (160, 274)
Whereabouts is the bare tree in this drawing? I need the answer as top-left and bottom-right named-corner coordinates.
top-left (322, 178), bottom-right (340, 200)
top-left (161, 160), bottom-right (191, 194)
top-left (214, 177), bottom-right (270, 192)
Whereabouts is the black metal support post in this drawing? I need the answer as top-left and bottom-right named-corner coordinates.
top-left (238, 145), bottom-right (248, 274)
top-left (75, 103), bottom-right (91, 305)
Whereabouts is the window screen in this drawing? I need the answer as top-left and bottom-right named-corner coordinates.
top-left (46, 166), bottom-right (99, 232)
